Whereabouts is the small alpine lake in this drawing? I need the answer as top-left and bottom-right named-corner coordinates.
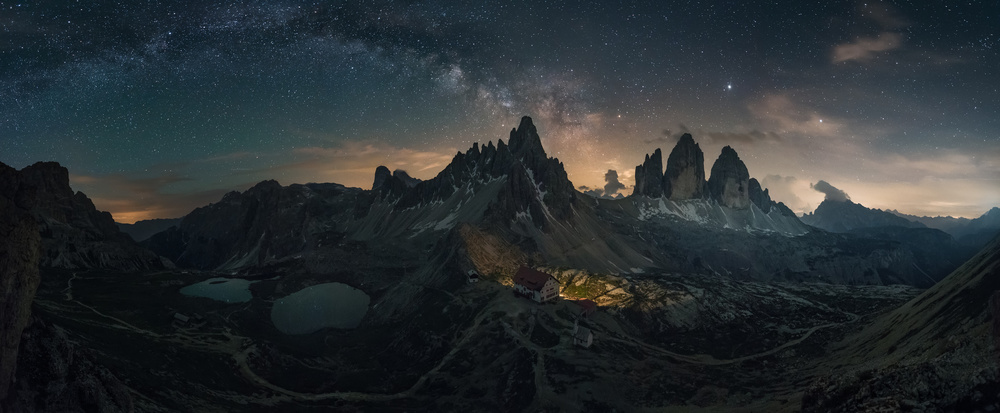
top-left (270, 282), bottom-right (371, 334)
top-left (180, 277), bottom-right (254, 303)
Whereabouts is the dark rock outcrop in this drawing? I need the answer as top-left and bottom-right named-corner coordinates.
top-left (4, 318), bottom-right (133, 413)
top-left (393, 170), bottom-right (421, 188)
top-left (372, 165), bottom-right (391, 190)
top-left (632, 149), bottom-right (664, 198)
top-left (371, 116), bottom-right (577, 225)
top-left (146, 181), bottom-right (362, 270)
top-left (748, 178), bottom-right (771, 213)
top-left (663, 133), bottom-right (705, 200)
top-left (706, 146), bottom-right (751, 209)
top-left (0, 163), bottom-right (41, 402)
top-left (18, 162), bottom-right (164, 271)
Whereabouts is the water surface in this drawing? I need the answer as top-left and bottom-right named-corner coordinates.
top-left (270, 282), bottom-right (370, 334)
top-left (180, 277), bottom-right (253, 303)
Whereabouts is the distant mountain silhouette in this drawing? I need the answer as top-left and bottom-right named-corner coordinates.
top-left (890, 207), bottom-right (1000, 248)
top-left (801, 199), bottom-right (925, 233)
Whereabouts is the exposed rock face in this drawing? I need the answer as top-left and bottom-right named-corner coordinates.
top-left (747, 178), bottom-right (771, 213)
top-left (663, 133), bottom-right (705, 200)
top-left (0, 163), bottom-right (41, 402)
top-left (706, 146), bottom-right (750, 209)
top-left (5, 318), bottom-right (133, 413)
top-left (152, 116), bottom-right (579, 270)
top-left (632, 149), bottom-right (664, 198)
top-left (372, 116), bottom-right (576, 224)
top-left (802, 199), bottom-right (925, 233)
top-left (507, 115), bottom-right (546, 159)
top-left (392, 170), bottom-right (421, 187)
top-left (17, 162), bottom-right (164, 271)
top-left (148, 180), bottom-right (360, 270)
top-left (372, 165), bottom-right (391, 190)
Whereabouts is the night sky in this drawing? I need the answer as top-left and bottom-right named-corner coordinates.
top-left (2, 1), bottom-right (997, 223)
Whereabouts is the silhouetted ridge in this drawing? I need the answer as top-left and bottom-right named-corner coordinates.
top-left (372, 166), bottom-right (391, 190)
top-left (802, 198), bottom-right (925, 232)
top-left (366, 115), bottom-right (576, 227)
top-left (632, 149), bottom-right (663, 197)
top-left (0, 161), bottom-right (164, 271)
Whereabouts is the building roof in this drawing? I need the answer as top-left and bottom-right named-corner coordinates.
top-left (574, 326), bottom-right (592, 340)
top-left (513, 266), bottom-right (555, 291)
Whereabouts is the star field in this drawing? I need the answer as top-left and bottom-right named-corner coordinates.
top-left (1, 1), bottom-right (997, 222)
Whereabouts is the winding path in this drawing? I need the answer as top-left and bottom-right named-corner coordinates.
top-left (47, 273), bottom-right (859, 405)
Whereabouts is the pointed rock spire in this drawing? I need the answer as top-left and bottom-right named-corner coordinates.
top-left (707, 146), bottom-right (751, 209)
top-left (632, 149), bottom-right (664, 197)
top-left (663, 133), bottom-right (706, 200)
top-left (508, 116), bottom-right (545, 159)
top-left (748, 178), bottom-right (772, 213)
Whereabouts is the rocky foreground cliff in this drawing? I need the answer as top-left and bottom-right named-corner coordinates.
top-left (0, 163), bottom-right (42, 403)
top-left (0, 161), bottom-right (157, 411)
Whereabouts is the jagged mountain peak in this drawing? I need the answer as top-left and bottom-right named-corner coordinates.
top-left (632, 148), bottom-right (664, 197)
top-left (362, 115), bottom-right (576, 228)
top-left (372, 166), bottom-right (391, 190)
top-left (706, 145), bottom-right (751, 209)
top-left (507, 116), bottom-right (543, 156)
top-left (663, 133), bottom-right (705, 200)
top-left (249, 180), bottom-right (282, 193)
top-left (677, 132), bottom-right (696, 144)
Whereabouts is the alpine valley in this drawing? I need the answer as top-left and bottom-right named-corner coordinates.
top-left (2, 117), bottom-right (998, 412)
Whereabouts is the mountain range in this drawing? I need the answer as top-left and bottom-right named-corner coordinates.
top-left (131, 117), bottom-right (967, 287)
top-left (1, 115), bottom-right (997, 411)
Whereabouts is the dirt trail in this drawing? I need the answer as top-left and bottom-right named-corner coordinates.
top-left (46, 273), bottom-right (857, 406)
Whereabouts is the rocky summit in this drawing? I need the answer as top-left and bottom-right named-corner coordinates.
top-left (632, 148), bottom-right (664, 198)
top-left (706, 146), bottom-right (751, 209)
top-left (663, 133), bottom-right (706, 200)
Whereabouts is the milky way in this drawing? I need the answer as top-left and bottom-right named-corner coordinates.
top-left (1, 1), bottom-right (997, 222)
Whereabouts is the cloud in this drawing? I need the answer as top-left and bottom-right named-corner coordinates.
top-left (749, 94), bottom-right (843, 138)
top-left (703, 130), bottom-right (782, 145)
top-left (603, 169), bottom-right (626, 196)
top-left (760, 175), bottom-right (811, 214)
top-left (832, 32), bottom-right (902, 63)
top-left (811, 180), bottom-right (851, 202)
